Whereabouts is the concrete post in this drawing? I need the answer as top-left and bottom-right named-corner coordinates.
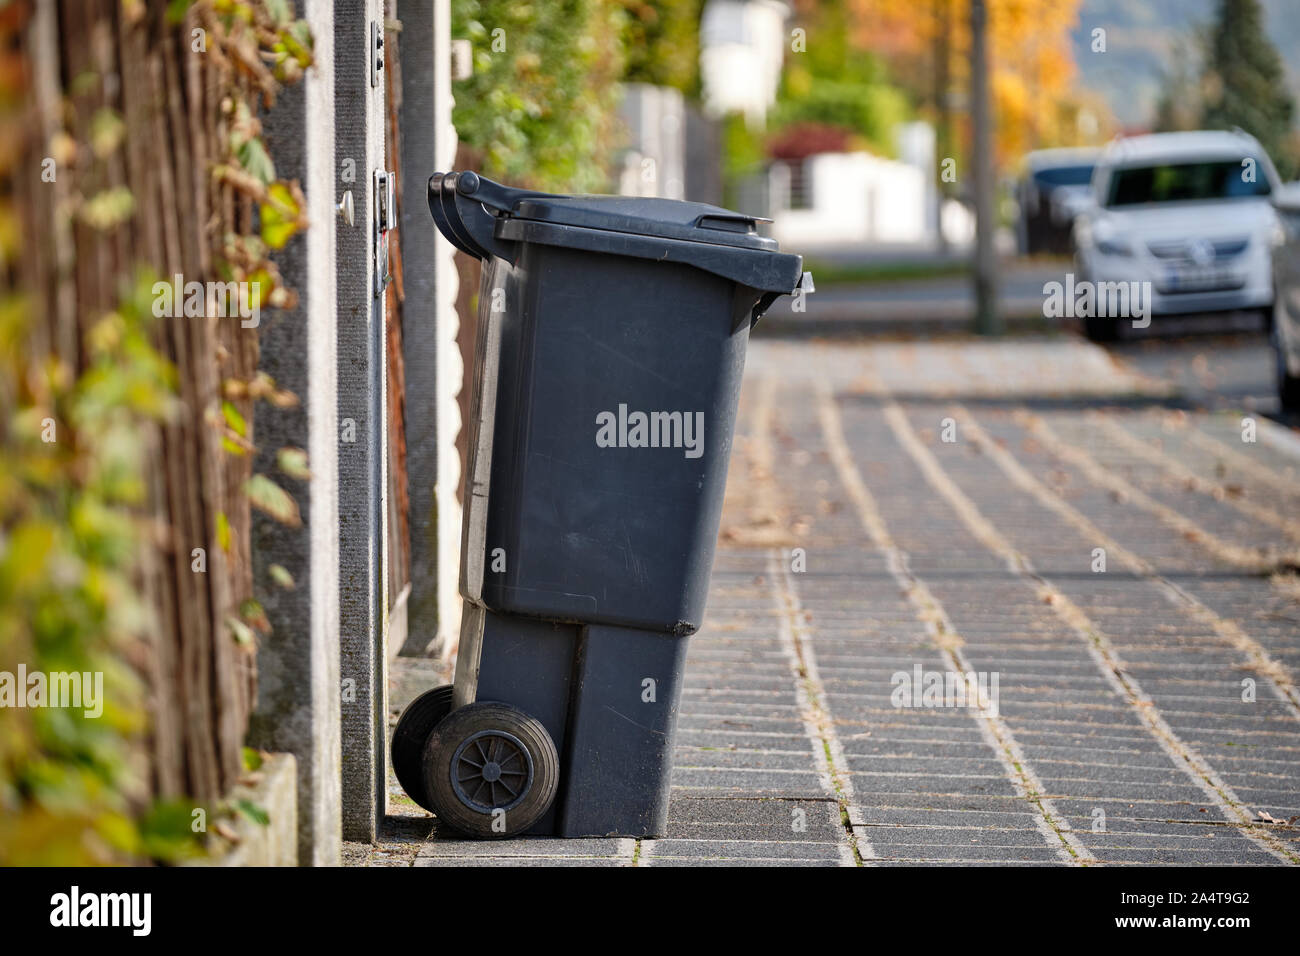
top-left (398, 0), bottom-right (462, 662)
top-left (335, 0), bottom-right (390, 843)
top-left (248, 0), bottom-right (341, 867)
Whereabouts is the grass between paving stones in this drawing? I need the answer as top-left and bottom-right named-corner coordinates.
top-left (776, 579), bottom-right (865, 866)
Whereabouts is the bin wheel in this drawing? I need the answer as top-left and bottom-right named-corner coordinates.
top-left (423, 701), bottom-right (559, 839)
top-left (391, 684), bottom-right (454, 813)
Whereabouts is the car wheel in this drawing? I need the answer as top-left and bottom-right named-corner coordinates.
top-left (1083, 313), bottom-right (1120, 343)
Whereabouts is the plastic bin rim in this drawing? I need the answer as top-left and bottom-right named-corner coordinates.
top-left (505, 196), bottom-right (780, 252)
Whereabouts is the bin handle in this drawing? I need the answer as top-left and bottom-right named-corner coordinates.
top-left (748, 271), bottom-right (814, 328)
top-left (428, 171), bottom-right (554, 263)
top-left (428, 172), bottom-right (509, 261)
top-left (453, 171), bottom-right (552, 214)
top-left (427, 173), bottom-right (479, 257)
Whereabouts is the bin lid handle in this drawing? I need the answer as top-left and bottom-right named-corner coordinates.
top-left (695, 212), bottom-right (773, 234)
top-left (455, 171), bottom-right (555, 214)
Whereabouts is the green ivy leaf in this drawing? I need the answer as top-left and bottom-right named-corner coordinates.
top-left (165, 0), bottom-right (196, 24)
top-left (80, 187), bottom-right (135, 230)
top-left (276, 446), bottom-right (310, 481)
top-left (286, 20), bottom-right (314, 64)
top-left (226, 616), bottom-right (255, 646)
top-left (90, 109), bottom-right (126, 159)
top-left (221, 400), bottom-right (247, 438)
top-left (138, 800), bottom-right (207, 862)
top-left (260, 182), bottom-right (300, 249)
top-left (241, 747), bottom-right (264, 772)
top-left (268, 563), bottom-right (295, 589)
top-left (236, 137), bottom-right (276, 186)
top-left (216, 511), bottom-right (231, 553)
top-left (244, 473), bottom-right (301, 526)
top-left (240, 598), bottom-right (270, 634)
top-left (235, 799), bottom-right (270, 826)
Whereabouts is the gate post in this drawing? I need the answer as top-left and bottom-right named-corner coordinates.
top-left (335, 0), bottom-right (390, 843)
top-left (249, 0), bottom-right (342, 867)
top-left (397, 0), bottom-right (462, 663)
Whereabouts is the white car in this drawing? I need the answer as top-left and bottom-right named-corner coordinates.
top-left (1272, 181), bottom-right (1300, 411)
top-left (1073, 130), bottom-right (1279, 341)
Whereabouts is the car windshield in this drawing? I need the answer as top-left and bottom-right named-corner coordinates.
top-left (1105, 159), bottom-right (1271, 206)
top-left (1033, 165), bottom-right (1094, 188)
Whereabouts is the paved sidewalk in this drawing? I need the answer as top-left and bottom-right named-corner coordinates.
top-left (348, 336), bottom-right (1300, 867)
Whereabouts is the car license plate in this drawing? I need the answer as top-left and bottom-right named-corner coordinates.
top-left (1161, 268), bottom-right (1240, 293)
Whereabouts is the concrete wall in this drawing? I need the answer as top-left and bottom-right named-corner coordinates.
top-left (398, 0), bottom-right (462, 664)
top-left (207, 754), bottom-right (299, 867)
top-left (685, 104), bottom-right (723, 206)
top-left (335, 0), bottom-right (391, 845)
top-left (249, 0), bottom-right (342, 867)
top-left (242, 0), bottom-right (467, 862)
top-left (618, 84), bottom-right (686, 200)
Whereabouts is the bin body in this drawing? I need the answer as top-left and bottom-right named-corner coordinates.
top-left (431, 172), bottom-right (803, 837)
top-left (470, 244), bottom-right (748, 633)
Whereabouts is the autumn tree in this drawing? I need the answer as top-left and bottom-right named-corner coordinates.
top-left (842, 0), bottom-right (1110, 166)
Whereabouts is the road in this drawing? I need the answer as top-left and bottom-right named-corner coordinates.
top-left (356, 330), bottom-right (1300, 867)
top-left (760, 262), bottom-right (1057, 333)
top-left (764, 262), bottom-right (1295, 426)
top-left (1105, 326), bottom-right (1294, 426)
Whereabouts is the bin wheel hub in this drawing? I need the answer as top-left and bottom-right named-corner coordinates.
top-left (451, 729), bottom-right (534, 813)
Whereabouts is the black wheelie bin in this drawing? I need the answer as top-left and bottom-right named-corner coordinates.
top-left (391, 170), bottom-right (810, 839)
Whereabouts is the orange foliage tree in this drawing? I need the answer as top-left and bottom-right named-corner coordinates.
top-left (841, 0), bottom-right (1113, 168)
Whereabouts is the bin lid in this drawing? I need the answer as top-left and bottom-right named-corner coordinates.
top-left (507, 194), bottom-right (779, 251)
top-left (434, 171), bottom-right (804, 304)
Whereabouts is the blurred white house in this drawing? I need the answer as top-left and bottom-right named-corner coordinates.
top-left (700, 0), bottom-right (789, 125)
top-left (628, 0), bottom-right (975, 252)
top-left (769, 151), bottom-right (926, 246)
top-left (768, 122), bottom-right (974, 250)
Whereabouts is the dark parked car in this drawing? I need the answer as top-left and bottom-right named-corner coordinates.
top-left (1016, 147), bottom-right (1099, 255)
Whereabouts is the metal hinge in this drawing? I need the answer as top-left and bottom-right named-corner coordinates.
top-left (371, 21), bottom-right (384, 88)
top-left (374, 169), bottom-right (396, 296)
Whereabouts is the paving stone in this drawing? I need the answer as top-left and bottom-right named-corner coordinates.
top-left (414, 857), bottom-right (632, 867)
top-left (861, 841), bottom-right (1068, 863)
top-left (859, 826), bottom-right (1057, 848)
top-left (415, 837), bottom-right (633, 859)
top-left (645, 839), bottom-right (845, 861)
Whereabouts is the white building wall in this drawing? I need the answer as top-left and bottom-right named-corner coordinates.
top-left (771, 151), bottom-right (930, 248)
top-left (700, 0), bottom-right (789, 125)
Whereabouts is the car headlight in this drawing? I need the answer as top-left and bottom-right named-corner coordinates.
top-left (1270, 219), bottom-right (1286, 249)
top-left (1095, 237), bottom-right (1134, 257)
